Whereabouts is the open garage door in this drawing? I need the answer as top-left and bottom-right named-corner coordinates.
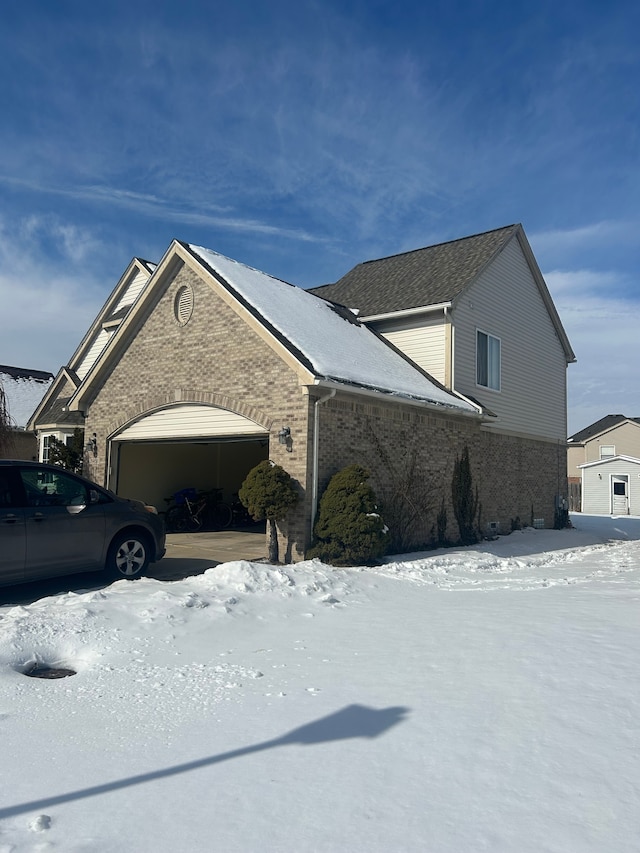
top-left (109, 405), bottom-right (269, 513)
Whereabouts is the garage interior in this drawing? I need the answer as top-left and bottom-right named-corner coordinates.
top-left (112, 437), bottom-right (269, 522)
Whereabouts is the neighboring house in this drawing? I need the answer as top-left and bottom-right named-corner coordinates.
top-left (567, 415), bottom-right (640, 516)
top-left (0, 365), bottom-right (54, 459)
top-left (30, 225), bottom-right (574, 559)
top-left (567, 415), bottom-right (640, 482)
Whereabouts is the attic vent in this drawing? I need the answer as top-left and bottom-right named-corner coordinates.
top-left (174, 285), bottom-right (194, 326)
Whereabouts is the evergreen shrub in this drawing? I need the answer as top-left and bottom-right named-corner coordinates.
top-left (308, 464), bottom-right (389, 566)
top-left (239, 460), bottom-right (298, 563)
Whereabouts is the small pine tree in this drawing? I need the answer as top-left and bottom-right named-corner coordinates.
top-left (436, 497), bottom-right (448, 548)
top-left (48, 428), bottom-right (85, 474)
top-left (238, 460), bottom-right (299, 563)
top-left (308, 464), bottom-right (389, 566)
top-left (451, 446), bottom-right (479, 545)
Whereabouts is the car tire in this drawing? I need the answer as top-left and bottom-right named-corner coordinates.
top-left (106, 531), bottom-right (151, 580)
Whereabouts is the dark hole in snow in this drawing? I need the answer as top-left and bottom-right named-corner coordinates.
top-left (24, 664), bottom-right (76, 679)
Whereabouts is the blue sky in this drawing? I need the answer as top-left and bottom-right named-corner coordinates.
top-left (0, 0), bottom-right (638, 434)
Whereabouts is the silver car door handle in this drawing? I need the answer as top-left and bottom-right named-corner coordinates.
top-left (2, 514), bottom-right (19, 524)
top-left (32, 513), bottom-right (45, 522)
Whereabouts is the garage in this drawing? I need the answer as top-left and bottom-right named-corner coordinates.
top-left (107, 404), bottom-right (269, 515)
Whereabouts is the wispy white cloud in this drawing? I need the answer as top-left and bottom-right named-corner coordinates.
top-left (545, 268), bottom-right (640, 433)
top-left (0, 216), bottom-right (108, 371)
top-left (531, 222), bottom-right (639, 257)
top-left (0, 176), bottom-right (323, 243)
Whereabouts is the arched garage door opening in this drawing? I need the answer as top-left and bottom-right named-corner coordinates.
top-left (108, 405), bottom-right (269, 523)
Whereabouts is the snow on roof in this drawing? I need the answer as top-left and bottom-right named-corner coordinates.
top-left (0, 366), bottom-right (54, 428)
top-left (188, 245), bottom-right (476, 413)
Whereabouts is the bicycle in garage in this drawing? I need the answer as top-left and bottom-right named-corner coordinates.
top-left (164, 487), bottom-right (233, 533)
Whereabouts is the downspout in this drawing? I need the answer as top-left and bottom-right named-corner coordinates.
top-left (311, 388), bottom-right (336, 540)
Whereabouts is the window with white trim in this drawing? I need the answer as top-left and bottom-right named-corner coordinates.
top-left (600, 445), bottom-right (615, 459)
top-left (41, 434), bottom-right (54, 464)
top-left (476, 330), bottom-right (501, 391)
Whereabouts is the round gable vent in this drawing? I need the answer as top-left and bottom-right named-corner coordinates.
top-left (174, 284), bottom-right (194, 325)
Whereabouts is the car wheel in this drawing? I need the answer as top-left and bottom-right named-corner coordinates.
top-left (107, 531), bottom-right (150, 580)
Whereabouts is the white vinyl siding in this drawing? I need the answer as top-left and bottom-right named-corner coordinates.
top-left (114, 268), bottom-right (151, 312)
top-left (452, 237), bottom-right (567, 440)
top-left (373, 315), bottom-right (447, 384)
top-left (581, 457), bottom-right (640, 515)
top-left (114, 405), bottom-right (268, 441)
top-left (76, 328), bottom-right (115, 380)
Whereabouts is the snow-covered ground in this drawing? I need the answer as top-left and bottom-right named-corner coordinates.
top-left (1, 514), bottom-right (639, 852)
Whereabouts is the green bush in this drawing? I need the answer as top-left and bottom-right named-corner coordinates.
top-left (239, 460), bottom-right (299, 563)
top-left (48, 428), bottom-right (85, 474)
top-left (308, 464), bottom-right (389, 566)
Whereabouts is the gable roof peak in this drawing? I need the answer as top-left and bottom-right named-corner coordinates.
top-left (308, 223), bottom-right (521, 316)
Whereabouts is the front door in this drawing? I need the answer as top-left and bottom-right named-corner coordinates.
top-left (611, 475), bottom-right (629, 515)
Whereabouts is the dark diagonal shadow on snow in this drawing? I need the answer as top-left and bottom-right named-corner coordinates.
top-left (0, 704), bottom-right (409, 820)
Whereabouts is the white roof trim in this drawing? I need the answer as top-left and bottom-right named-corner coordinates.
top-left (360, 302), bottom-right (452, 323)
top-left (578, 454), bottom-right (640, 469)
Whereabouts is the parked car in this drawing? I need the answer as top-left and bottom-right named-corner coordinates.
top-left (0, 460), bottom-right (165, 587)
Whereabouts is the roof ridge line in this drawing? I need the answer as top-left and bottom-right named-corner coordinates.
top-left (356, 223), bottom-right (519, 267)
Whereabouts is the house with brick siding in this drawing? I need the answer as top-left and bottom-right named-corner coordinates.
top-left (29, 224), bottom-right (575, 560)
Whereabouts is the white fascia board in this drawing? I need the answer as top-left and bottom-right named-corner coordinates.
top-left (310, 378), bottom-right (483, 419)
top-left (578, 455), bottom-right (640, 469)
top-left (68, 249), bottom-right (185, 411)
top-left (67, 258), bottom-right (150, 371)
top-left (515, 228), bottom-right (576, 364)
top-left (360, 302), bottom-right (452, 323)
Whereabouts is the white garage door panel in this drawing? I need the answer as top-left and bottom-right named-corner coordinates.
top-left (116, 405), bottom-right (267, 440)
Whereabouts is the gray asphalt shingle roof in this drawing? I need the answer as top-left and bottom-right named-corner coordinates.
top-left (36, 396), bottom-right (85, 427)
top-left (568, 415), bottom-right (640, 443)
top-left (309, 224), bottom-right (519, 316)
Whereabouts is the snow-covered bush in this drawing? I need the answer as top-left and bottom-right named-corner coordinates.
top-left (308, 464), bottom-right (389, 566)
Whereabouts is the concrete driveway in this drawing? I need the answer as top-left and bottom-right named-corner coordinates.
top-left (148, 527), bottom-right (267, 581)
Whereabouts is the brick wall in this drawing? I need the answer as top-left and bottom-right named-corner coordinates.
top-left (82, 262), bottom-right (314, 561)
top-left (315, 393), bottom-right (565, 550)
top-left (0, 430), bottom-right (37, 461)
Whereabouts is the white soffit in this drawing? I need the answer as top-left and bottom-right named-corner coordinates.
top-left (115, 405), bottom-right (268, 441)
